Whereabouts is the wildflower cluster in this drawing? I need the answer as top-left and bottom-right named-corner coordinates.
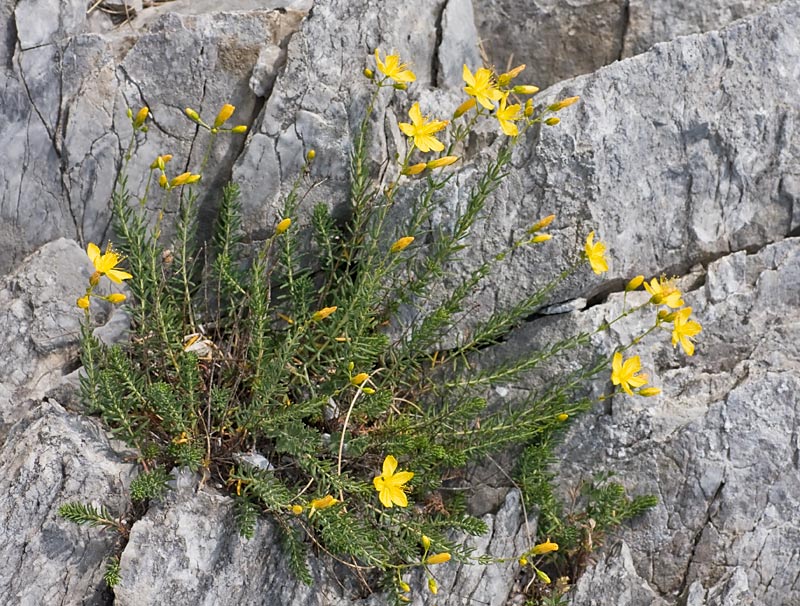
top-left (66, 52), bottom-right (694, 605)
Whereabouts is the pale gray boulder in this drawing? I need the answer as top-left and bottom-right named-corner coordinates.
top-left (0, 400), bottom-right (135, 606)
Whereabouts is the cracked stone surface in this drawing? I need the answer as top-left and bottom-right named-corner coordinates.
top-left (483, 236), bottom-right (800, 605)
top-left (472, 0), bottom-right (781, 87)
top-left (0, 400), bottom-right (135, 606)
top-left (0, 0), bottom-right (308, 275)
top-left (115, 473), bottom-right (528, 606)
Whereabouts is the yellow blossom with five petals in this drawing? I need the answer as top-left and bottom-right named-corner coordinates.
top-left (373, 455), bottom-right (414, 508)
top-left (611, 352), bottom-right (649, 396)
top-left (644, 276), bottom-right (684, 308)
top-left (672, 307), bottom-right (702, 356)
top-left (87, 243), bottom-right (132, 284)
top-left (462, 65), bottom-right (503, 110)
top-left (374, 50), bottom-right (416, 84)
top-left (398, 103), bottom-right (448, 153)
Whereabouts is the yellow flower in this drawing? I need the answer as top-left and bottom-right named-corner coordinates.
top-left (425, 552), bottom-right (451, 565)
top-left (107, 293), bottom-right (127, 304)
top-left (584, 231), bottom-right (608, 274)
top-left (531, 539), bottom-right (559, 555)
top-left (309, 495), bottom-right (339, 511)
top-left (672, 307), bottom-right (702, 356)
top-left (350, 372), bottom-right (369, 386)
top-left (276, 218), bottom-right (291, 235)
top-left (373, 455), bottom-right (414, 508)
top-left (556, 413), bottom-right (569, 422)
top-left (426, 155), bottom-right (459, 169)
top-left (311, 306), bottom-right (337, 321)
top-left (496, 94), bottom-right (522, 137)
top-left (390, 236), bottom-right (415, 253)
top-left (213, 103), bottom-right (235, 128)
top-left (290, 504), bottom-right (304, 515)
top-left (611, 352), bottom-right (648, 396)
top-left (87, 243), bottom-right (132, 284)
top-left (548, 96), bottom-right (580, 111)
top-left (150, 154), bottom-right (173, 171)
top-left (644, 276), bottom-right (684, 308)
top-left (462, 65), bottom-right (503, 110)
top-left (453, 97), bottom-right (476, 119)
top-left (398, 103), bottom-right (448, 153)
top-left (374, 49), bottom-right (416, 84)
top-left (76, 295), bottom-right (90, 309)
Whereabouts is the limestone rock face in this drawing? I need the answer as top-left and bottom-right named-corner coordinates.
top-left (1, 0), bottom-right (799, 605)
top-left (0, 400), bottom-right (134, 606)
top-left (472, 0), bottom-right (781, 87)
top-left (0, 0), bottom-right (308, 275)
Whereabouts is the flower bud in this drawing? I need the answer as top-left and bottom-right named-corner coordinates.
top-left (425, 552), bottom-right (451, 565)
top-left (133, 107), bottom-right (149, 128)
top-left (276, 218), bottom-right (291, 235)
top-left (401, 163), bottom-right (426, 176)
top-left (638, 387), bottom-right (662, 397)
top-left (159, 174), bottom-right (168, 189)
top-left (518, 557), bottom-right (528, 566)
top-left (231, 125), bottom-right (248, 134)
top-left (290, 504), bottom-right (304, 515)
top-left (426, 155), bottom-right (459, 169)
top-left (363, 68), bottom-right (374, 79)
top-left (350, 372), bottom-right (369, 386)
top-left (126, 108), bottom-right (133, 119)
top-left (107, 293), bottom-right (127, 304)
top-left (77, 296), bottom-right (90, 309)
top-left (393, 82), bottom-right (408, 91)
top-left (307, 149), bottom-right (316, 161)
top-left (453, 98), bottom-right (476, 119)
top-left (427, 577), bottom-right (438, 595)
top-left (497, 64), bottom-right (525, 86)
top-left (530, 234), bottom-right (552, 243)
top-left (398, 581), bottom-right (410, 593)
top-left (309, 495), bottom-right (339, 510)
top-left (311, 306), bottom-right (337, 322)
top-left (528, 214), bottom-right (556, 233)
top-left (531, 539), bottom-right (558, 555)
top-left (390, 236), bottom-right (414, 253)
top-left (557, 413), bottom-right (569, 422)
top-left (213, 103), bottom-right (235, 128)
top-left (536, 569), bottom-right (552, 584)
top-left (544, 117), bottom-right (560, 126)
top-left (626, 275), bottom-right (645, 291)
top-left (421, 535), bottom-right (431, 551)
top-left (548, 96), bottom-right (580, 112)
top-left (513, 85), bottom-right (540, 95)
top-left (185, 107), bottom-right (201, 122)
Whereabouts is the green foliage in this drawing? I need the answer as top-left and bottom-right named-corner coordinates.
top-left (129, 467), bottom-right (171, 502)
top-left (104, 557), bottom-right (122, 587)
top-left (58, 502), bottom-right (124, 534)
top-left (71, 61), bottom-right (673, 601)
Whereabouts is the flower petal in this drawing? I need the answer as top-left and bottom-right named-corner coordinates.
top-left (382, 454), bottom-right (398, 478)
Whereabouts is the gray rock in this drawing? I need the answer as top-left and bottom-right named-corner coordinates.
top-left (0, 2), bottom-right (308, 275)
top-left (116, 473), bottom-right (529, 605)
top-left (623, 0), bottom-right (782, 58)
top-left (0, 400), bottom-right (135, 605)
top-left (508, 236), bottom-right (800, 604)
top-left (471, 0), bottom-right (780, 87)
